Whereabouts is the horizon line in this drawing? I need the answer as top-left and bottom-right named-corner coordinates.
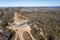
top-left (0, 6), bottom-right (60, 8)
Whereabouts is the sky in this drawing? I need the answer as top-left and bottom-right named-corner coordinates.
top-left (0, 0), bottom-right (60, 7)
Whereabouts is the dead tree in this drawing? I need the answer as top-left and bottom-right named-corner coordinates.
top-left (7, 12), bottom-right (47, 40)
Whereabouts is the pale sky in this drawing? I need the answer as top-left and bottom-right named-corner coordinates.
top-left (0, 0), bottom-right (60, 7)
